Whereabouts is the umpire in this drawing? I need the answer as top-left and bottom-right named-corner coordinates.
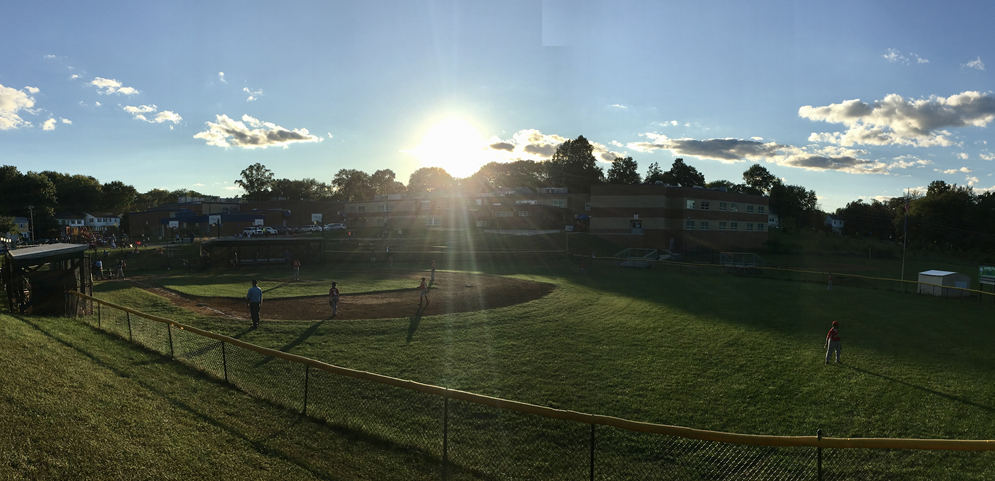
top-left (246, 279), bottom-right (262, 328)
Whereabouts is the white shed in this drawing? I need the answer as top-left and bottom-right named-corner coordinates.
top-left (917, 270), bottom-right (971, 297)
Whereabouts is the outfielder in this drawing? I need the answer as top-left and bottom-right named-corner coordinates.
top-left (418, 277), bottom-right (429, 306)
top-left (329, 281), bottom-right (339, 316)
top-left (824, 321), bottom-right (841, 364)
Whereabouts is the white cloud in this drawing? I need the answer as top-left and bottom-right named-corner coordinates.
top-left (627, 133), bottom-right (888, 174)
top-left (609, 104), bottom-right (627, 109)
top-left (981, 152), bottom-right (995, 161)
top-left (153, 111), bottom-right (181, 124)
top-left (90, 77), bottom-right (140, 95)
top-left (124, 104), bottom-right (182, 124)
top-left (964, 57), bottom-right (985, 71)
top-left (611, 140), bottom-right (624, 147)
top-left (0, 84), bottom-right (37, 130)
top-left (61, 118), bottom-right (71, 125)
top-left (883, 49), bottom-right (930, 65)
top-left (243, 87), bottom-right (262, 102)
top-left (751, 136), bottom-right (764, 141)
top-left (327, 132), bottom-right (334, 139)
top-left (218, 72), bottom-right (226, 84)
top-left (886, 155), bottom-right (932, 169)
top-left (800, 91), bottom-right (995, 147)
top-left (43, 54), bottom-right (56, 59)
top-left (194, 114), bottom-right (323, 149)
top-left (485, 129), bottom-right (624, 162)
top-left (967, 176), bottom-right (980, 186)
top-left (69, 74), bottom-right (81, 80)
top-left (937, 167), bottom-right (972, 174)
top-left (42, 118), bottom-right (57, 130)
top-left (958, 152), bottom-right (969, 160)
top-left (94, 101), bottom-right (101, 107)
top-left (24, 86), bottom-right (39, 94)
top-left (914, 54), bottom-right (929, 64)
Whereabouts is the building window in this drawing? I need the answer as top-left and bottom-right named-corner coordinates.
top-left (584, 202), bottom-right (591, 211)
top-left (518, 211), bottom-right (528, 217)
top-left (719, 202), bottom-right (727, 211)
top-left (700, 201), bottom-right (710, 210)
top-left (686, 200), bottom-right (696, 209)
top-left (552, 199), bottom-right (564, 208)
top-left (757, 223), bottom-right (765, 231)
top-left (747, 205), bottom-right (754, 213)
top-left (421, 201), bottom-right (431, 210)
top-left (747, 223), bottom-right (754, 231)
top-left (494, 211), bottom-right (512, 217)
top-left (476, 199), bottom-right (483, 206)
top-left (378, 204), bottom-right (387, 212)
top-left (730, 222), bottom-right (738, 231)
top-left (701, 221), bottom-right (709, 230)
top-left (685, 219), bottom-right (694, 230)
top-left (718, 221), bottom-right (726, 230)
top-left (730, 203), bottom-right (738, 212)
top-left (356, 206), bottom-right (366, 213)
top-left (758, 206), bottom-right (765, 214)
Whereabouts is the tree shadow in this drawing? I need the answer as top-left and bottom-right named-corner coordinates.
top-left (254, 320), bottom-right (324, 367)
top-left (844, 364), bottom-right (995, 413)
top-left (406, 306), bottom-right (425, 343)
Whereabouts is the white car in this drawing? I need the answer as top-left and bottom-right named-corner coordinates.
top-left (259, 226), bottom-right (277, 235)
top-left (323, 223), bottom-right (346, 231)
top-left (302, 225), bottom-right (323, 232)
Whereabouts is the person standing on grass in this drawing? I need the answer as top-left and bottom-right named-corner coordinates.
top-left (430, 259), bottom-right (436, 282)
top-left (827, 272), bottom-right (833, 290)
top-left (418, 277), bottom-right (429, 306)
top-left (824, 321), bottom-right (841, 364)
top-left (247, 280), bottom-right (262, 328)
top-left (116, 259), bottom-right (126, 280)
top-left (292, 259), bottom-right (301, 281)
top-left (329, 281), bottom-right (340, 316)
top-left (93, 259), bottom-right (104, 281)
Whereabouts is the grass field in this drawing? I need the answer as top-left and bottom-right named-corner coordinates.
top-left (7, 246), bottom-right (995, 478)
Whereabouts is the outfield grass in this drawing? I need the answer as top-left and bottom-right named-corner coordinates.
top-left (14, 251), bottom-right (995, 477)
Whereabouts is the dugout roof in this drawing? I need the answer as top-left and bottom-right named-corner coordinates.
top-left (6, 243), bottom-right (89, 263)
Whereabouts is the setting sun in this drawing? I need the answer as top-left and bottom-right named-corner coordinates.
top-left (404, 117), bottom-right (498, 178)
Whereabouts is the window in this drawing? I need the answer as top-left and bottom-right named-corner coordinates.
top-left (518, 211), bottom-right (528, 217)
top-left (700, 201), bottom-right (710, 210)
top-left (718, 221), bottom-right (726, 230)
top-left (494, 211), bottom-right (512, 217)
top-left (757, 223), bottom-right (765, 231)
top-left (476, 220), bottom-right (487, 227)
top-left (378, 204), bottom-right (386, 212)
top-left (700, 221), bottom-right (709, 230)
top-left (686, 200), bottom-right (696, 209)
top-left (730, 222), bottom-right (738, 231)
top-left (747, 223), bottom-right (754, 231)
top-left (356, 206), bottom-right (366, 213)
top-left (685, 219), bottom-right (695, 230)
top-left (584, 202), bottom-right (591, 211)
top-left (515, 200), bottom-right (536, 205)
top-left (747, 205), bottom-right (754, 213)
top-left (475, 199), bottom-right (482, 206)
top-left (758, 206), bottom-right (765, 214)
top-left (421, 200), bottom-right (431, 210)
top-left (426, 217), bottom-right (441, 226)
top-left (719, 202), bottom-right (727, 211)
top-left (552, 199), bottom-right (564, 208)
top-left (730, 203), bottom-right (738, 212)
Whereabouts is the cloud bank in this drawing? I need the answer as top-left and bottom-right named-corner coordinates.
top-left (0, 84), bottom-right (37, 130)
top-left (800, 91), bottom-right (995, 147)
top-left (194, 114), bottom-right (323, 149)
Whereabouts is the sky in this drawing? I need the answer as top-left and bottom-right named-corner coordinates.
top-left (1, 0), bottom-right (993, 211)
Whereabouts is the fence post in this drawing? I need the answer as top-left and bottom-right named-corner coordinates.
top-left (589, 424), bottom-right (595, 481)
top-left (817, 428), bottom-right (822, 481)
top-left (97, 303), bottom-right (101, 328)
top-left (167, 324), bottom-right (174, 358)
top-left (127, 312), bottom-right (132, 341)
top-left (443, 396), bottom-right (449, 479)
top-left (221, 342), bottom-right (229, 382)
top-left (303, 365), bottom-right (309, 415)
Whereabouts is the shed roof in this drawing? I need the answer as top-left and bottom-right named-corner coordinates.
top-left (6, 243), bottom-right (89, 261)
top-left (919, 270), bottom-right (959, 277)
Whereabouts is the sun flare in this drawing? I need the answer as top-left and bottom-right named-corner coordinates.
top-left (405, 117), bottom-right (498, 178)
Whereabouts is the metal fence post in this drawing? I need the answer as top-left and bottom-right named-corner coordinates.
top-left (443, 396), bottom-right (449, 478)
top-left (221, 342), bottom-right (229, 382)
top-left (589, 424), bottom-right (596, 481)
top-left (126, 312), bottom-right (132, 341)
top-left (167, 324), bottom-right (174, 358)
top-left (817, 428), bottom-right (822, 481)
top-left (97, 303), bottom-right (101, 328)
top-left (303, 365), bottom-right (309, 415)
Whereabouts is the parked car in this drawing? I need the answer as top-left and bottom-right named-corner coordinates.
top-left (259, 226), bottom-right (277, 235)
top-left (323, 223), bottom-right (346, 231)
top-left (302, 225), bottom-right (322, 232)
top-left (242, 227), bottom-right (261, 236)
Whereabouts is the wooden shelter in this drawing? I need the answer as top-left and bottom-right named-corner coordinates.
top-left (3, 244), bottom-right (91, 314)
top-left (200, 237), bottom-right (324, 269)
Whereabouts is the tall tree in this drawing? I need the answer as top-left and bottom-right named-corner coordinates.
top-left (545, 136), bottom-right (604, 193)
top-left (235, 163), bottom-right (274, 200)
top-left (132, 189), bottom-right (174, 211)
top-left (742, 164), bottom-right (777, 195)
top-left (331, 169), bottom-right (375, 201)
top-left (42, 171), bottom-right (104, 214)
top-left (665, 158), bottom-right (705, 188)
top-left (644, 162), bottom-right (665, 184)
top-left (469, 160), bottom-right (547, 192)
top-left (370, 169), bottom-right (404, 196)
top-left (271, 178), bottom-right (332, 200)
top-left (606, 156), bottom-right (641, 184)
top-left (769, 182), bottom-right (819, 230)
top-left (100, 181), bottom-right (138, 213)
top-left (407, 167), bottom-right (454, 195)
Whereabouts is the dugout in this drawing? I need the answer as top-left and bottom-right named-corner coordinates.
top-left (917, 270), bottom-right (971, 297)
top-left (3, 244), bottom-right (92, 315)
top-left (200, 237), bottom-right (324, 269)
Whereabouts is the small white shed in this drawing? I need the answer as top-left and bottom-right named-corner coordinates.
top-left (917, 270), bottom-right (971, 297)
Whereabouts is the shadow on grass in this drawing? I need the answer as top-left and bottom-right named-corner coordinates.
top-left (254, 321), bottom-right (325, 367)
top-left (844, 364), bottom-right (995, 414)
top-left (407, 305), bottom-right (429, 343)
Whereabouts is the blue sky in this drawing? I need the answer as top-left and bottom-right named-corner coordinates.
top-left (1, 0), bottom-right (992, 211)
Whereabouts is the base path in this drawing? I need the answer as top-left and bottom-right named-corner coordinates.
top-left (158, 272), bottom-right (555, 321)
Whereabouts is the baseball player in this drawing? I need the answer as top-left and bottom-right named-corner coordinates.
top-left (329, 281), bottom-right (339, 316)
top-left (418, 277), bottom-right (429, 306)
top-left (293, 259), bottom-right (301, 281)
top-left (824, 321), bottom-right (841, 364)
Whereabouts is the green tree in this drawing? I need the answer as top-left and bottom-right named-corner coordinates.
top-left (837, 199), bottom-right (896, 240)
top-left (100, 181), bottom-right (138, 213)
top-left (769, 183), bottom-right (819, 230)
top-left (271, 178), bottom-right (332, 200)
top-left (42, 171), bottom-right (104, 214)
top-left (371, 169), bottom-right (405, 197)
top-left (644, 162), bottom-right (665, 184)
top-left (665, 158), bottom-right (705, 187)
top-left (469, 160), bottom-right (547, 192)
top-left (407, 167), bottom-right (454, 195)
top-left (331, 169), bottom-right (375, 201)
top-left (742, 164), bottom-right (778, 195)
top-left (0, 216), bottom-right (17, 238)
top-left (606, 156), bottom-right (641, 184)
top-left (235, 163), bottom-right (274, 200)
top-left (545, 136), bottom-right (604, 192)
top-left (132, 189), bottom-right (174, 211)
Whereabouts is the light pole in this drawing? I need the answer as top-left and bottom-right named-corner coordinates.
top-left (27, 205), bottom-right (34, 243)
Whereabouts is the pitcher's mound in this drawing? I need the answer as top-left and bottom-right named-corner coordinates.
top-left (164, 273), bottom-right (554, 321)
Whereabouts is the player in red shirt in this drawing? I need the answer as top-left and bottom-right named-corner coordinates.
top-left (418, 277), bottom-right (429, 306)
top-left (293, 259), bottom-right (301, 281)
top-left (329, 282), bottom-right (339, 316)
top-left (824, 321), bottom-right (841, 364)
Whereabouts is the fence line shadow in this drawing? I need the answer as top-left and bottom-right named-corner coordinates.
top-left (844, 364), bottom-right (995, 413)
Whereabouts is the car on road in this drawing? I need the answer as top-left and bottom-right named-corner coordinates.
top-left (301, 225), bottom-right (323, 232)
top-left (323, 223), bottom-right (346, 231)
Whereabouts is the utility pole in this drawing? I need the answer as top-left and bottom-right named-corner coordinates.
top-left (901, 188), bottom-right (909, 292)
top-left (27, 205), bottom-right (34, 243)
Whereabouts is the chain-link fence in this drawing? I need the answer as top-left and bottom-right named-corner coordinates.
top-left (68, 291), bottom-right (995, 479)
